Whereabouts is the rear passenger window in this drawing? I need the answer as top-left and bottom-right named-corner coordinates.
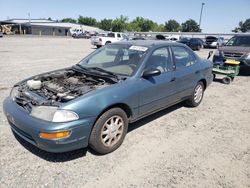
top-left (171, 46), bottom-right (196, 69)
top-left (117, 34), bottom-right (121, 38)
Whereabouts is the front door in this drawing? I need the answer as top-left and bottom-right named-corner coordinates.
top-left (138, 47), bottom-right (176, 116)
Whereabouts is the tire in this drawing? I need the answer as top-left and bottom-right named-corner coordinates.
top-left (105, 41), bottom-right (111, 45)
top-left (185, 82), bottom-right (204, 107)
top-left (96, 45), bottom-right (101, 48)
top-left (222, 77), bottom-right (232, 84)
top-left (89, 108), bottom-right (128, 154)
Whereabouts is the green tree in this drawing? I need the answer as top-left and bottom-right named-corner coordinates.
top-left (165, 19), bottom-right (181, 32)
top-left (78, 16), bottom-right (97, 26)
top-left (152, 24), bottom-right (165, 32)
top-left (61, 18), bottom-right (77, 23)
top-left (129, 17), bottom-right (157, 32)
top-left (98, 19), bottom-right (113, 31)
top-left (232, 18), bottom-right (250, 33)
top-left (111, 15), bottom-right (129, 32)
top-left (181, 19), bottom-right (201, 32)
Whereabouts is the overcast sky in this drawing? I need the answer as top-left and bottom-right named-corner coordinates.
top-left (0, 0), bottom-right (249, 33)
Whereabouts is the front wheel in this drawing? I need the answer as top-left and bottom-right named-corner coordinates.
top-left (89, 108), bottom-right (128, 154)
top-left (185, 82), bottom-right (204, 107)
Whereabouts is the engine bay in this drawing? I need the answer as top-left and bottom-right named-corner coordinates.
top-left (15, 69), bottom-right (113, 107)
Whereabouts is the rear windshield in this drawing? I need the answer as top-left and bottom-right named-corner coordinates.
top-left (225, 36), bottom-right (250, 47)
top-left (206, 36), bottom-right (217, 41)
top-left (107, 33), bottom-right (115, 37)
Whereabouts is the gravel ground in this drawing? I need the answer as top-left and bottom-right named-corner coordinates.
top-left (0, 36), bottom-right (249, 188)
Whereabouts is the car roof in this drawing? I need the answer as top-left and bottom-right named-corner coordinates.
top-left (114, 40), bottom-right (187, 48)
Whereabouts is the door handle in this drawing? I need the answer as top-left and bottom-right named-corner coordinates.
top-left (171, 77), bottom-right (176, 82)
top-left (195, 70), bottom-right (200, 74)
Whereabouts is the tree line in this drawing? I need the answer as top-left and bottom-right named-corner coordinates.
top-left (60, 15), bottom-right (201, 32)
top-left (59, 15), bottom-right (250, 33)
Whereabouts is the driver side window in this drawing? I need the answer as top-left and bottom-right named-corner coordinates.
top-left (144, 47), bottom-right (170, 73)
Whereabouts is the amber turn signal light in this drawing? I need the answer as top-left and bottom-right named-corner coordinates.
top-left (39, 130), bottom-right (71, 139)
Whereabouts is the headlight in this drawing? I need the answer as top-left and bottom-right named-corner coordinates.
top-left (52, 110), bottom-right (79, 122)
top-left (31, 107), bottom-right (78, 122)
top-left (10, 86), bottom-right (19, 101)
top-left (245, 53), bottom-right (250, 60)
top-left (214, 50), bottom-right (220, 56)
top-left (214, 50), bottom-right (224, 56)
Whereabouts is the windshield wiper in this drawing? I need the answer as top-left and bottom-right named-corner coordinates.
top-left (88, 67), bottom-right (118, 77)
top-left (73, 64), bottom-right (89, 71)
top-left (72, 64), bottom-right (119, 82)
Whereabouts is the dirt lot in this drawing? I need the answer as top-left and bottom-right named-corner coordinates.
top-left (0, 36), bottom-right (249, 188)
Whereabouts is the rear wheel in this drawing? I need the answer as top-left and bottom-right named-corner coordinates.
top-left (185, 82), bottom-right (204, 107)
top-left (105, 41), bottom-right (111, 45)
top-left (89, 108), bottom-right (128, 154)
top-left (96, 45), bottom-right (101, 48)
top-left (222, 77), bottom-right (232, 84)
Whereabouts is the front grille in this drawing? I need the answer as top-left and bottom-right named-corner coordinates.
top-left (224, 52), bottom-right (244, 59)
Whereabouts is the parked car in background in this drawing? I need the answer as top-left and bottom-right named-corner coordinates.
top-left (91, 32), bottom-right (127, 48)
top-left (131, 37), bottom-right (145, 40)
top-left (213, 34), bottom-right (250, 69)
top-left (3, 41), bottom-right (213, 154)
top-left (178, 37), bottom-right (203, 51)
top-left (72, 32), bottom-right (91, 39)
top-left (204, 36), bottom-right (225, 48)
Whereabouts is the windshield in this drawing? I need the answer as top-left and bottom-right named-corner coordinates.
top-left (225, 36), bottom-right (250, 47)
top-left (79, 44), bottom-right (148, 76)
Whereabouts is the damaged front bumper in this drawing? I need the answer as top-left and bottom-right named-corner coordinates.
top-left (3, 97), bottom-right (96, 153)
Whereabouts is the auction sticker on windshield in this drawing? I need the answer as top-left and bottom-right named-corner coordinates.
top-left (129, 46), bottom-right (148, 52)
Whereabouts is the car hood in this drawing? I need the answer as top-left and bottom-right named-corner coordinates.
top-left (219, 46), bottom-right (250, 54)
top-left (12, 67), bottom-right (117, 108)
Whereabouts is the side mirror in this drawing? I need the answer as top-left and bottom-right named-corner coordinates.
top-left (142, 68), bottom-right (161, 77)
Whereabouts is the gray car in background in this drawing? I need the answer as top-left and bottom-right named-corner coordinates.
top-left (204, 36), bottom-right (225, 48)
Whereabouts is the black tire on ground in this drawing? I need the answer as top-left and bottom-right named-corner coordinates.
top-left (96, 45), bottom-right (102, 48)
top-left (89, 108), bottom-right (128, 154)
top-left (185, 81), bottom-right (205, 107)
top-left (105, 41), bottom-right (111, 45)
top-left (222, 77), bottom-right (232, 84)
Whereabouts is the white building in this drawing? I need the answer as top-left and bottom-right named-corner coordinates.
top-left (1, 19), bottom-right (103, 36)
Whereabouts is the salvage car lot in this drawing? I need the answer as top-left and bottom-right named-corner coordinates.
top-left (0, 36), bottom-right (249, 188)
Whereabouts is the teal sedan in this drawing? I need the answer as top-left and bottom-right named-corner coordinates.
top-left (3, 41), bottom-right (213, 154)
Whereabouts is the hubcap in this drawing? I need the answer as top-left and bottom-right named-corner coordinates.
top-left (101, 115), bottom-right (124, 147)
top-left (194, 84), bottom-right (203, 103)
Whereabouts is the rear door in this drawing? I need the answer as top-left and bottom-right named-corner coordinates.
top-left (170, 46), bottom-right (200, 99)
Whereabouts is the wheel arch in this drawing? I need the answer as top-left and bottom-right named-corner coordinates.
top-left (92, 103), bottom-right (133, 127)
top-left (199, 78), bottom-right (207, 90)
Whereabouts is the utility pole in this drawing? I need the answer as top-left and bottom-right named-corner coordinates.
top-left (199, 3), bottom-right (205, 31)
top-left (28, 12), bottom-right (31, 23)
